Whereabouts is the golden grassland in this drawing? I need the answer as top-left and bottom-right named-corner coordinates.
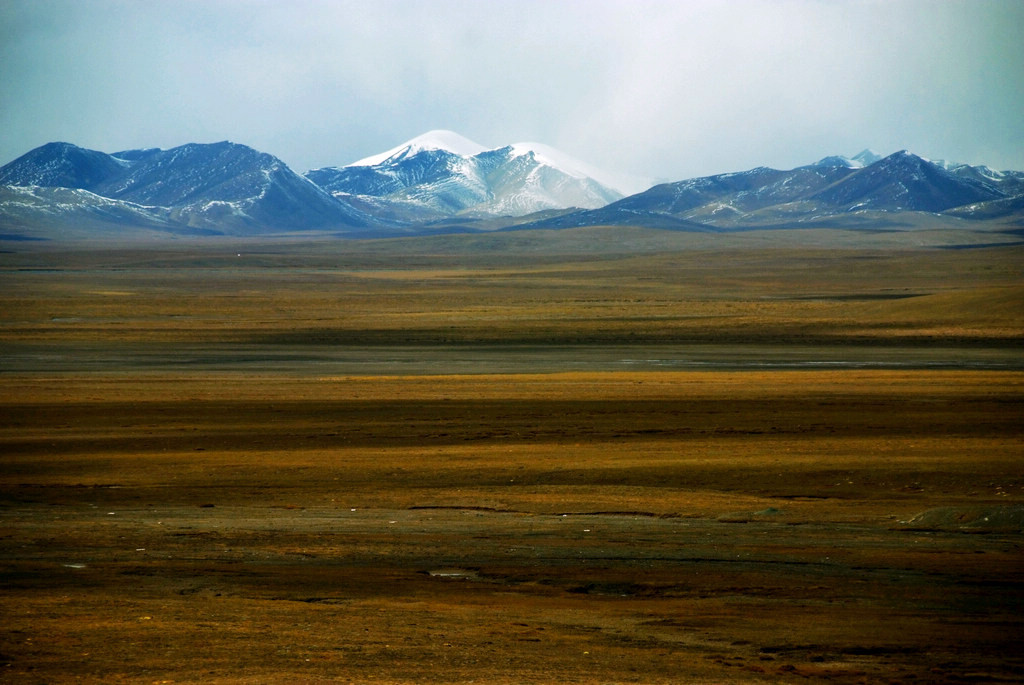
top-left (1, 242), bottom-right (1021, 346)
top-left (1, 235), bottom-right (1022, 683)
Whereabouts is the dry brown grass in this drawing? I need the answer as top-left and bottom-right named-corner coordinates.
top-left (1, 239), bottom-right (1022, 683)
top-left (1, 243), bottom-right (1021, 347)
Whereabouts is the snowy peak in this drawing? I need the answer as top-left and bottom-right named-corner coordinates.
top-left (347, 130), bottom-right (488, 167)
top-left (313, 130), bottom-right (641, 219)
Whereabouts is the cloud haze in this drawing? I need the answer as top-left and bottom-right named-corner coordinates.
top-left (2, 0), bottom-right (1022, 181)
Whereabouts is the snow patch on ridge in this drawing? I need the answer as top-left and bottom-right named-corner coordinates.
top-left (508, 142), bottom-right (652, 196)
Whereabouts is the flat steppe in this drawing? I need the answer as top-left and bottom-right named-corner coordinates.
top-left (1, 228), bottom-right (1022, 683)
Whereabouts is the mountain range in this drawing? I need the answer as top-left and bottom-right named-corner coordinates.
top-left (0, 141), bottom-right (372, 237)
top-left (521, 150), bottom-right (1024, 232)
top-left (1, 131), bottom-right (1022, 241)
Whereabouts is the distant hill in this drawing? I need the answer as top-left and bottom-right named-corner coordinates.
top-left (0, 141), bottom-right (370, 236)
top-left (520, 151), bottom-right (1024, 231)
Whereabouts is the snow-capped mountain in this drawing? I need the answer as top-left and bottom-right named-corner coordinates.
top-left (808, 150), bottom-right (1006, 213)
top-left (523, 150), bottom-right (1024, 230)
top-left (307, 132), bottom-right (490, 220)
top-left (0, 141), bottom-right (370, 235)
top-left (305, 130), bottom-right (645, 221)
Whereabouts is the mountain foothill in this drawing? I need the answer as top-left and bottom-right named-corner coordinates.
top-left (1, 130), bottom-right (1022, 241)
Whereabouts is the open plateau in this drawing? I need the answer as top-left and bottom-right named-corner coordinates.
top-left (1, 134), bottom-right (1023, 684)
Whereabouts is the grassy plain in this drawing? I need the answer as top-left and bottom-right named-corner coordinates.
top-left (1, 228), bottom-right (1023, 683)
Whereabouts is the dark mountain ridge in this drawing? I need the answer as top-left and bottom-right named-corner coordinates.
top-left (808, 150), bottom-right (1004, 213)
top-left (521, 150), bottom-right (1024, 231)
top-left (0, 141), bottom-right (129, 191)
top-left (0, 141), bottom-right (369, 235)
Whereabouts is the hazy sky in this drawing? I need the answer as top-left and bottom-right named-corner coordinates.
top-left (2, 0), bottom-right (1022, 181)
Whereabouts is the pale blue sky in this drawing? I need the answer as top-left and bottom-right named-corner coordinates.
top-left (2, 0), bottom-right (1022, 180)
